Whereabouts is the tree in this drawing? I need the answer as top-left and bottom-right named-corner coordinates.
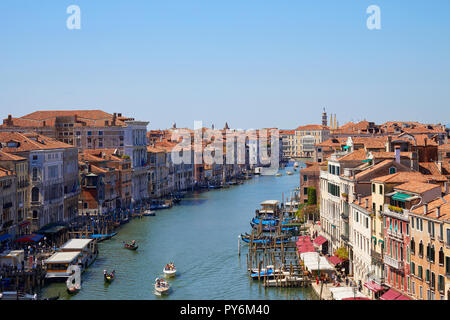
top-left (307, 187), bottom-right (317, 205)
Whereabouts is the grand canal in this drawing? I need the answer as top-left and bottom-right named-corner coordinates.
top-left (42, 166), bottom-right (317, 300)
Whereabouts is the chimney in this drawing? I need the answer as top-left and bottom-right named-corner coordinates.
top-left (112, 113), bottom-right (117, 126)
top-left (395, 146), bottom-right (400, 164)
top-left (424, 137), bottom-right (427, 146)
top-left (365, 198), bottom-right (369, 208)
top-left (118, 113), bottom-right (122, 117)
top-left (436, 206), bottom-right (441, 218)
top-left (358, 194), bottom-right (362, 205)
top-left (424, 203), bottom-right (428, 214)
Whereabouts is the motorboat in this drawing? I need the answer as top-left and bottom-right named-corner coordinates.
top-left (143, 210), bottom-right (156, 216)
top-left (163, 263), bottom-right (176, 278)
top-left (286, 171), bottom-right (293, 175)
top-left (154, 278), bottom-right (170, 295)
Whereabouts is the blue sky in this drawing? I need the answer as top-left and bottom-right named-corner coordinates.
top-left (0, 0), bottom-right (449, 129)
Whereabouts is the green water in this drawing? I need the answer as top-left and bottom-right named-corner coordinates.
top-left (41, 167), bottom-right (316, 300)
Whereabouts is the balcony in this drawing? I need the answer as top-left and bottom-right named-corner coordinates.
top-left (382, 204), bottom-right (409, 222)
top-left (384, 255), bottom-right (404, 270)
top-left (371, 251), bottom-right (383, 263)
top-left (387, 228), bottom-right (404, 241)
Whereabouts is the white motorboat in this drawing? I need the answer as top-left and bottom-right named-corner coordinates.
top-left (154, 278), bottom-right (170, 295)
top-left (275, 173), bottom-right (282, 177)
top-left (163, 263), bottom-right (176, 278)
top-left (286, 171), bottom-right (293, 175)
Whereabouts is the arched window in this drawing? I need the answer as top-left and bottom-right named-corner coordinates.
top-left (31, 187), bottom-right (39, 202)
top-left (419, 241), bottom-right (423, 257)
top-left (410, 238), bottom-right (415, 255)
top-left (439, 247), bottom-right (444, 265)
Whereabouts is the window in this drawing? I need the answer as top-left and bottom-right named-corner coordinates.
top-left (303, 175), bottom-right (307, 182)
top-left (419, 241), bottom-right (423, 258)
top-left (418, 266), bottom-right (423, 279)
top-left (372, 184), bottom-right (376, 193)
top-left (438, 275), bottom-right (445, 292)
top-left (31, 187), bottom-right (39, 202)
top-left (411, 217), bottom-right (414, 229)
top-left (439, 248), bottom-right (444, 265)
top-left (411, 238), bottom-right (415, 255)
top-left (410, 262), bottom-right (415, 275)
top-left (447, 229), bottom-right (450, 246)
top-left (379, 185), bottom-right (383, 194)
top-left (389, 167), bottom-right (397, 174)
top-left (446, 256), bottom-right (450, 275)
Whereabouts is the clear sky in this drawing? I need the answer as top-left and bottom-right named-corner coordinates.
top-left (0, 1), bottom-right (449, 130)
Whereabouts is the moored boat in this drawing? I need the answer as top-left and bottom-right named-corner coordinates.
top-left (143, 210), bottom-right (156, 216)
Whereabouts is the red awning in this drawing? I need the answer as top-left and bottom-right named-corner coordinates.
top-left (364, 281), bottom-right (384, 293)
top-left (380, 288), bottom-right (402, 300)
top-left (313, 235), bottom-right (327, 246)
top-left (327, 255), bottom-right (344, 266)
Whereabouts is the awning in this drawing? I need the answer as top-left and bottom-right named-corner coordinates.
top-left (0, 234), bottom-right (12, 242)
top-left (364, 281), bottom-right (384, 293)
top-left (391, 192), bottom-right (412, 201)
top-left (313, 236), bottom-right (328, 246)
top-left (380, 288), bottom-right (402, 300)
top-left (36, 225), bottom-right (67, 234)
top-left (15, 234), bottom-right (44, 243)
top-left (342, 297), bottom-right (371, 300)
top-left (327, 255), bottom-right (344, 266)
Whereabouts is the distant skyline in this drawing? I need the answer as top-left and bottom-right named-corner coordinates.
top-left (1, 1), bottom-right (449, 129)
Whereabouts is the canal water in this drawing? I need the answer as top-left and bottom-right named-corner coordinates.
top-left (42, 166), bottom-right (317, 300)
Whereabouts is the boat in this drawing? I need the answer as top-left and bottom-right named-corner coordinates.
top-left (124, 241), bottom-right (138, 250)
top-left (286, 171), bottom-right (293, 175)
top-left (275, 173), bottom-right (282, 177)
top-left (0, 291), bottom-right (38, 300)
top-left (143, 210), bottom-right (156, 216)
top-left (294, 162), bottom-right (299, 168)
top-left (89, 233), bottom-right (117, 242)
top-left (154, 278), bottom-right (170, 295)
top-left (104, 270), bottom-right (115, 283)
top-left (163, 263), bottom-right (176, 278)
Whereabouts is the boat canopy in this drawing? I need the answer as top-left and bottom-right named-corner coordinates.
top-left (260, 200), bottom-right (279, 206)
top-left (61, 239), bottom-right (93, 251)
top-left (45, 251), bottom-right (80, 264)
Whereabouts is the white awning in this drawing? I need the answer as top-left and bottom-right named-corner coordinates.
top-left (300, 252), bottom-right (334, 271)
top-left (45, 251), bottom-right (80, 264)
top-left (61, 239), bottom-right (93, 251)
top-left (329, 287), bottom-right (369, 300)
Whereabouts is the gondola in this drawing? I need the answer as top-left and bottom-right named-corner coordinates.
top-left (104, 270), bottom-right (115, 283)
top-left (124, 241), bottom-right (138, 250)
